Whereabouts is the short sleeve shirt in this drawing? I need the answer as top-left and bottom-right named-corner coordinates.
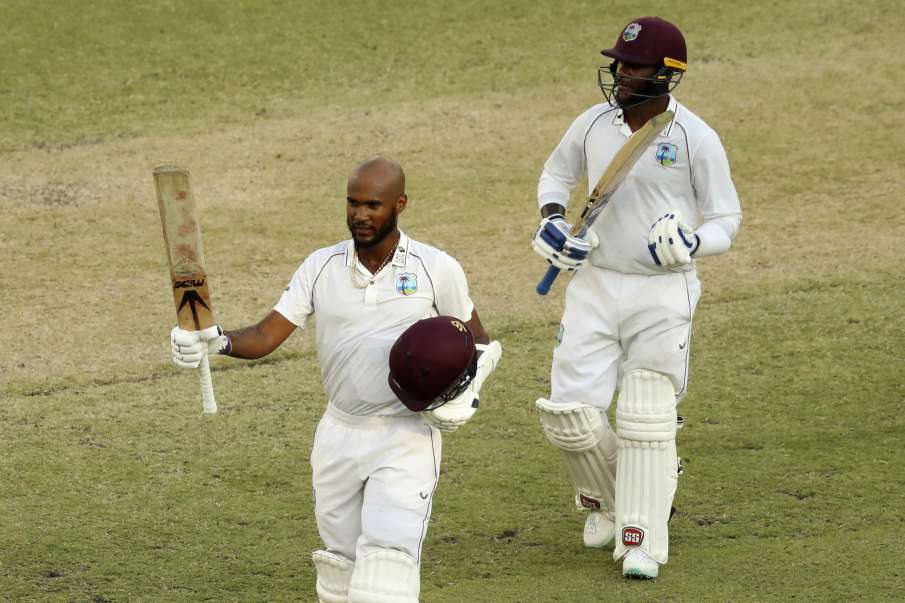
top-left (274, 231), bottom-right (475, 416)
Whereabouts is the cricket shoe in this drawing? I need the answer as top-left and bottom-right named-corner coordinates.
top-left (622, 548), bottom-right (659, 580)
top-left (583, 510), bottom-right (615, 548)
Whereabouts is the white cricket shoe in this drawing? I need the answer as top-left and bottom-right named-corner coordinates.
top-left (583, 511), bottom-right (615, 548)
top-left (622, 548), bottom-right (659, 579)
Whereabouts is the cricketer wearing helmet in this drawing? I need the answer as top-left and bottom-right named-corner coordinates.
top-left (531, 17), bottom-right (742, 579)
top-left (170, 157), bottom-right (502, 602)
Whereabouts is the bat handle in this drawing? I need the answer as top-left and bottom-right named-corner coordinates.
top-left (536, 265), bottom-right (561, 295)
top-left (198, 350), bottom-right (218, 414)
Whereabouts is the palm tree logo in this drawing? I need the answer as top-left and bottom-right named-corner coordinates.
top-left (396, 272), bottom-right (418, 295)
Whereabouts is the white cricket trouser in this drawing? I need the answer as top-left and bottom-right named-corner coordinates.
top-left (551, 267), bottom-right (701, 408)
top-left (311, 404), bottom-right (441, 564)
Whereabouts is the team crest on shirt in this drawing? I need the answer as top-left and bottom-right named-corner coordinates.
top-left (623, 22), bottom-right (642, 42)
top-left (656, 142), bottom-right (678, 166)
top-left (395, 272), bottom-right (418, 295)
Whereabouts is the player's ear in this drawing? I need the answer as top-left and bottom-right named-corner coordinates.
top-left (395, 194), bottom-right (408, 214)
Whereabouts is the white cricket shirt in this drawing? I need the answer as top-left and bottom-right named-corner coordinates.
top-left (274, 231), bottom-right (475, 417)
top-left (538, 95), bottom-right (742, 275)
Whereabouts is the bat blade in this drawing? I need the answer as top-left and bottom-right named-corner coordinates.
top-left (536, 110), bottom-right (675, 295)
top-left (154, 165), bottom-right (218, 413)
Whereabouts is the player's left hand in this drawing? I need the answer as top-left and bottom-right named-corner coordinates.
top-left (647, 212), bottom-right (699, 267)
top-left (424, 341), bottom-right (502, 433)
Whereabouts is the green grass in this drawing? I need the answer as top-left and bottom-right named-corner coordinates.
top-left (2, 0), bottom-right (904, 600)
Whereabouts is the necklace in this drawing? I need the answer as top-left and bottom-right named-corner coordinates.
top-left (350, 242), bottom-right (397, 289)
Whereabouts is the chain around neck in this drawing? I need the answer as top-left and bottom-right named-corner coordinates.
top-left (350, 241), bottom-right (397, 289)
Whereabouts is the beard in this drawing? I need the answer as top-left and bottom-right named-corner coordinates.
top-left (615, 78), bottom-right (654, 108)
top-left (614, 74), bottom-right (670, 109)
top-left (347, 211), bottom-right (398, 249)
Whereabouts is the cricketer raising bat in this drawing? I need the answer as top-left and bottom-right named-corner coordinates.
top-left (536, 110), bottom-right (675, 295)
top-left (154, 166), bottom-right (218, 413)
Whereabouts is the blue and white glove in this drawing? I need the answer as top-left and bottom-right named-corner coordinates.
top-left (170, 325), bottom-right (231, 369)
top-left (647, 212), bottom-right (699, 267)
top-left (532, 215), bottom-right (600, 271)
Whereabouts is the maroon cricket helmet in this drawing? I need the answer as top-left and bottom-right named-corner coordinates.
top-left (601, 16), bottom-right (688, 71)
top-left (388, 316), bottom-right (477, 412)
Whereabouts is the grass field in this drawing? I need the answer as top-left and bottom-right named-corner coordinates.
top-left (2, 0), bottom-right (904, 601)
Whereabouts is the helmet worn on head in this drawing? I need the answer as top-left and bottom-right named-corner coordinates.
top-left (598, 17), bottom-right (687, 106)
top-left (389, 316), bottom-right (477, 412)
top-left (601, 16), bottom-right (687, 70)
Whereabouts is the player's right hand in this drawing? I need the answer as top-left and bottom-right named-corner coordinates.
top-left (532, 215), bottom-right (599, 271)
top-left (171, 325), bottom-right (230, 368)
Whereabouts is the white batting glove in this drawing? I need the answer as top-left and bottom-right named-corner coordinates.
top-left (532, 215), bottom-right (599, 271)
top-left (647, 212), bottom-right (699, 267)
top-left (424, 341), bottom-right (502, 433)
top-left (170, 325), bottom-right (231, 369)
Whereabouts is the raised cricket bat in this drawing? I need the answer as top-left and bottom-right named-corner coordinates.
top-left (536, 110), bottom-right (675, 295)
top-left (154, 165), bottom-right (218, 413)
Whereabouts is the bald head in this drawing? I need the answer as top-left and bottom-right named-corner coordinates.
top-left (349, 156), bottom-right (406, 200)
top-left (346, 156), bottom-right (408, 249)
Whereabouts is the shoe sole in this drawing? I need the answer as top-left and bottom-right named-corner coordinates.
top-left (623, 569), bottom-right (657, 580)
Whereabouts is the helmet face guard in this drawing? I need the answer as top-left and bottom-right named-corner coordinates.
top-left (597, 59), bottom-right (685, 107)
top-left (422, 353), bottom-right (478, 411)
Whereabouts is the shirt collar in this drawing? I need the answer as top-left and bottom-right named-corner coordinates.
top-left (343, 230), bottom-right (410, 267)
top-left (612, 95), bottom-right (679, 137)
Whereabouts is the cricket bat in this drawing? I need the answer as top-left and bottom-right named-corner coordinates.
top-left (536, 110), bottom-right (675, 295)
top-left (154, 165), bottom-right (218, 413)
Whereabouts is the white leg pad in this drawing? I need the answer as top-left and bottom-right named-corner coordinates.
top-left (313, 550), bottom-right (354, 603)
top-left (348, 549), bottom-right (420, 603)
top-left (536, 398), bottom-right (617, 513)
top-left (613, 370), bottom-right (679, 565)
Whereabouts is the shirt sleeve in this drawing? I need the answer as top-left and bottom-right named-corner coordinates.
top-left (432, 253), bottom-right (475, 321)
top-left (273, 255), bottom-right (318, 328)
top-left (690, 130), bottom-right (743, 256)
top-left (538, 111), bottom-right (590, 209)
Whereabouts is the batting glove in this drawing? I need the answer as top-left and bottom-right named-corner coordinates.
top-left (647, 212), bottom-right (699, 267)
top-left (532, 215), bottom-right (600, 271)
top-left (424, 341), bottom-right (502, 433)
top-left (170, 325), bottom-right (231, 369)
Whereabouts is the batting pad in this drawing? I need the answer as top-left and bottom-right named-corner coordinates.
top-left (348, 549), bottom-right (419, 603)
top-left (536, 398), bottom-right (617, 513)
top-left (613, 370), bottom-right (679, 565)
top-left (312, 550), bottom-right (354, 603)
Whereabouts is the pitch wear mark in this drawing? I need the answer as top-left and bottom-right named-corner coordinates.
top-left (656, 143), bottom-right (678, 166)
top-left (555, 324), bottom-right (564, 348)
top-left (622, 526), bottom-right (644, 547)
top-left (623, 22), bottom-right (642, 41)
top-left (177, 289), bottom-right (210, 330)
top-left (396, 272), bottom-right (418, 295)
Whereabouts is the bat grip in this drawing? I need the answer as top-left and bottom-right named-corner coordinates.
top-left (536, 265), bottom-right (561, 295)
top-left (198, 350), bottom-right (218, 414)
